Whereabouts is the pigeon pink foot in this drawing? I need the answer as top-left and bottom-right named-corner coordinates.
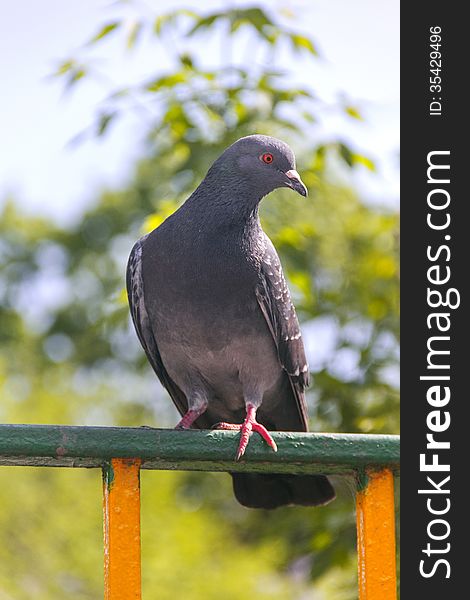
top-left (213, 404), bottom-right (278, 460)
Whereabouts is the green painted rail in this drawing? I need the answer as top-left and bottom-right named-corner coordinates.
top-left (0, 424), bottom-right (399, 475)
top-left (0, 424), bottom-right (400, 599)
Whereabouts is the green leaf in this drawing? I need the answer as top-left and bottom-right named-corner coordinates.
top-left (187, 8), bottom-right (274, 40)
top-left (302, 111), bottom-right (316, 123)
top-left (96, 112), bottom-right (117, 136)
top-left (154, 10), bottom-right (197, 36)
top-left (146, 71), bottom-right (188, 91)
top-left (229, 8), bottom-right (273, 35)
top-left (344, 105), bottom-right (363, 120)
top-left (154, 14), bottom-right (168, 35)
top-left (338, 144), bottom-right (376, 171)
top-left (201, 71), bottom-right (216, 81)
top-left (65, 67), bottom-right (86, 89)
top-left (126, 21), bottom-right (142, 49)
top-left (179, 53), bottom-right (194, 68)
top-left (234, 101), bottom-right (248, 122)
top-left (186, 13), bottom-right (219, 35)
top-left (88, 22), bottom-right (120, 45)
top-left (338, 143), bottom-right (354, 167)
top-left (263, 28), bottom-right (280, 45)
top-left (352, 154), bottom-right (376, 171)
top-left (311, 145), bottom-right (326, 171)
top-left (54, 60), bottom-right (75, 77)
top-left (289, 33), bottom-right (318, 55)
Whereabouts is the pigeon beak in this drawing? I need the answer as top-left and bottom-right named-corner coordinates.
top-left (285, 169), bottom-right (308, 197)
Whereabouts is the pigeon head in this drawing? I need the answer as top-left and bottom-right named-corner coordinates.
top-left (207, 135), bottom-right (308, 200)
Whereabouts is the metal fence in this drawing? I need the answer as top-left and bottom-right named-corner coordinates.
top-left (0, 424), bottom-right (399, 599)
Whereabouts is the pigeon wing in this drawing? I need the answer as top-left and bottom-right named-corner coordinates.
top-left (255, 237), bottom-right (310, 430)
top-left (126, 236), bottom-right (189, 419)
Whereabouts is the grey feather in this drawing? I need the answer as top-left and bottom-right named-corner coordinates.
top-left (255, 234), bottom-right (309, 429)
top-left (126, 236), bottom-right (189, 420)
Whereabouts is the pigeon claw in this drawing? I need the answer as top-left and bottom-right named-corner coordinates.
top-left (235, 421), bottom-right (278, 461)
top-left (213, 405), bottom-right (278, 461)
top-left (252, 422), bottom-right (278, 452)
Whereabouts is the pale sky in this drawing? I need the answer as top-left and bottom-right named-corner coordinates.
top-left (0, 0), bottom-right (399, 224)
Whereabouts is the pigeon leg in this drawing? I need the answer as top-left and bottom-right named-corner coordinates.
top-left (175, 404), bottom-right (206, 429)
top-left (214, 404), bottom-right (278, 460)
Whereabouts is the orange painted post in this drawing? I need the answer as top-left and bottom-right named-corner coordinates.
top-left (356, 468), bottom-right (397, 600)
top-left (103, 458), bottom-right (142, 600)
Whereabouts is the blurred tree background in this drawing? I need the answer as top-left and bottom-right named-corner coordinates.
top-left (0, 3), bottom-right (399, 599)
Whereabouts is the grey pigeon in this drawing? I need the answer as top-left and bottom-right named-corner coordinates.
top-left (127, 135), bottom-right (335, 509)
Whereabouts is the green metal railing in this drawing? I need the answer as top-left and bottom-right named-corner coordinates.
top-left (0, 424), bottom-right (399, 599)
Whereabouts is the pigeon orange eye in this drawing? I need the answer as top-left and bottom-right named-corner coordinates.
top-left (261, 153), bottom-right (274, 164)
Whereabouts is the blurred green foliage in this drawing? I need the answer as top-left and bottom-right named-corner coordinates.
top-left (0, 3), bottom-right (398, 598)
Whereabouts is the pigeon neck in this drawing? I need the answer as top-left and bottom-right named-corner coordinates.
top-left (188, 175), bottom-right (264, 230)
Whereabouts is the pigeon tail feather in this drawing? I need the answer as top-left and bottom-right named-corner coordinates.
top-left (231, 473), bottom-right (335, 509)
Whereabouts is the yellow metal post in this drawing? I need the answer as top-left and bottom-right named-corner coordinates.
top-left (103, 458), bottom-right (142, 600)
top-left (356, 468), bottom-right (397, 600)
